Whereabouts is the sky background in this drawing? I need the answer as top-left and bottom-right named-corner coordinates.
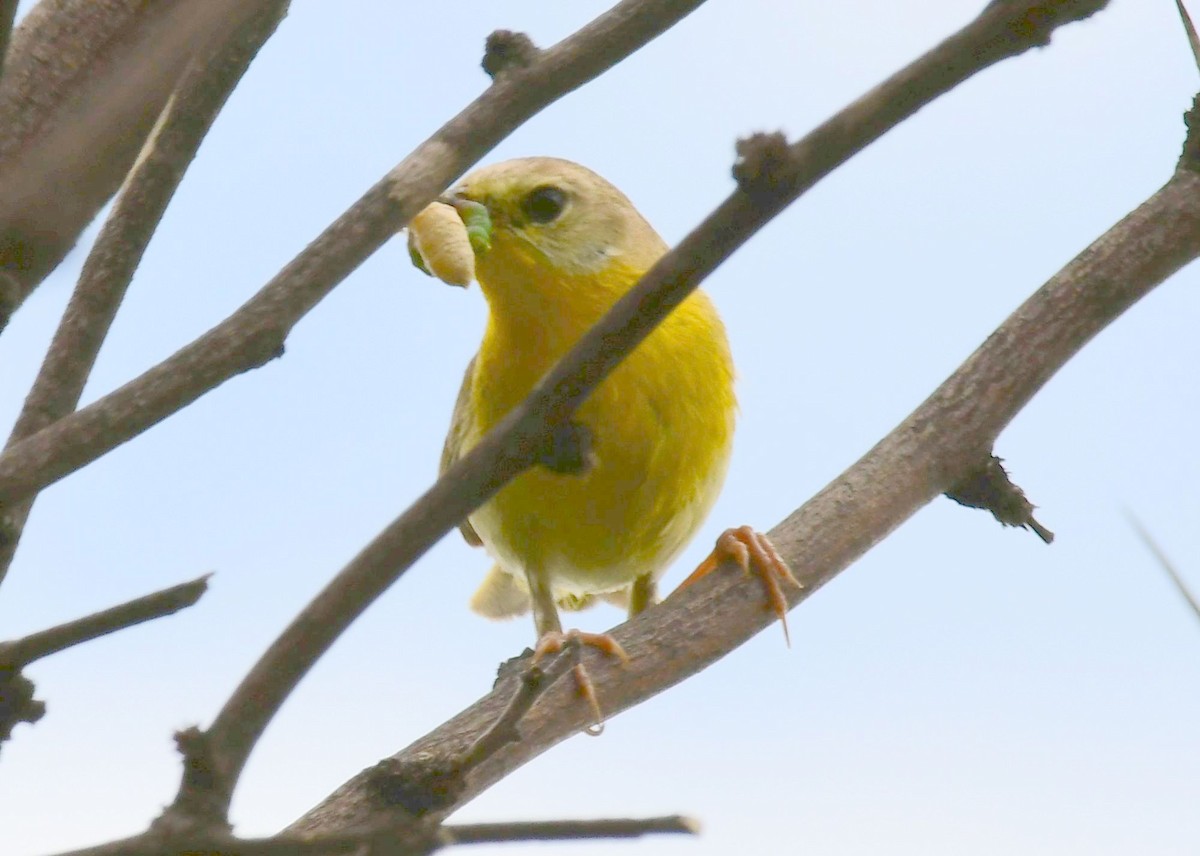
top-left (1, 1), bottom-right (1198, 854)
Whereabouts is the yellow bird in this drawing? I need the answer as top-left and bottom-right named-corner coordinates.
top-left (421, 157), bottom-right (794, 666)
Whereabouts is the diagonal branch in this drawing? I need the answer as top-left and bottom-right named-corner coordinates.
top-left (161, 0), bottom-right (1111, 833)
top-left (0, 0), bottom-right (709, 510)
top-left (0, 0), bottom-right (290, 588)
top-left (1129, 515), bottom-right (1200, 626)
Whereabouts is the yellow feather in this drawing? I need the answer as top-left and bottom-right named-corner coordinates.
top-left (439, 158), bottom-right (736, 637)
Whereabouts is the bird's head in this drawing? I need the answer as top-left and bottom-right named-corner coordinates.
top-left (445, 158), bottom-right (666, 315)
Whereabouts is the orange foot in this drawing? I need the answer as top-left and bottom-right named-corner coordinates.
top-left (533, 630), bottom-right (629, 735)
top-left (678, 526), bottom-right (801, 645)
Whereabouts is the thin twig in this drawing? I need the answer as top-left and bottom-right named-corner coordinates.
top-left (1129, 515), bottom-right (1200, 626)
top-left (0, 1), bottom-right (290, 588)
top-left (0, 0), bottom-right (709, 509)
top-left (0, 574), bottom-right (210, 667)
top-left (443, 815), bottom-right (700, 846)
top-left (456, 651), bottom-right (578, 773)
top-left (1176, 0), bottom-right (1200, 73)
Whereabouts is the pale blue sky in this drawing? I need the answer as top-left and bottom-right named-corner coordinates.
top-left (1, 2), bottom-right (1198, 854)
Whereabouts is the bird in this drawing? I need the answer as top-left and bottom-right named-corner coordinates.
top-left (420, 157), bottom-right (797, 712)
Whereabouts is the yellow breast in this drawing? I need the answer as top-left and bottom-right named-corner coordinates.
top-left (466, 241), bottom-right (736, 597)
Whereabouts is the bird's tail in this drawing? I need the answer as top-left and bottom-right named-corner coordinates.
top-left (469, 565), bottom-right (531, 619)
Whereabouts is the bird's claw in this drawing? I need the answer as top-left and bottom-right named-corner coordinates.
top-left (678, 526), bottom-right (801, 645)
top-left (532, 629), bottom-right (628, 735)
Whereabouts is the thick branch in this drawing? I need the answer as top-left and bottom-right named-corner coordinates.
top-left (0, 0), bottom-right (284, 328)
top-left (0, 1), bottom-right (289, 587)
top-left (0, 0), bottom-right (709, 510)
top-left (0, 0), bottom-right (16, 85)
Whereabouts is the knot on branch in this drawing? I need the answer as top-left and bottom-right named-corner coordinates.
top-left (235, 327), bottom-right (287, 374)
top-left (536, 419), bottom-right (595, 475)
top-left (482, 30), bottom-right (540, 80)
top-left (155, 726), bottom-right (234, 835)
top-left (368, 754), bottom-right (465, 817)
top-left (732, 132), bottom-right (794, 197)
top-left (1180, 93), bottom-right (1200, 174)
top-left (0, 509), bottom-right (16, 547)
top-left (946, 454), bottom-right (1054, 543)
top-left (1002, 0), bottom-right (1109, 50)
top-left (0, 270), bottom-right (19, 334)
top-left (0, 667), bottom-right (45, 744)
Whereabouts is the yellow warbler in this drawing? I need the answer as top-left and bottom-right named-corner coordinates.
top-left (416, 157), bottom-right (795, 665)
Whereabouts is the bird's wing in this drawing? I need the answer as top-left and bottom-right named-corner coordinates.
top-left (441, 354), bottom-right (483, 547)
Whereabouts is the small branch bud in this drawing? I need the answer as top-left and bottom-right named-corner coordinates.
top-left (732, 131), bottom-right (793, 197)
top-left (946, 454), bottom-right (1054, 543)
top-left (482, 30), bottom-right (540, 80)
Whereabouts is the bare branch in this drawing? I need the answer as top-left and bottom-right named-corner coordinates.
top-left (1129, 515), bottom-right (1200, 627)
top-left (362, 651), bottom-right (582, 819)
top-left (0, 1), bottom-right (289, 588)
top-left (43, 828), bottom-right (439, 856)
top-left (442, 815), bottom-right (699, 846)
top-left (1176, 0), bottom-right (1200, 73)
top-left (0, 574), bottom-right (209, 747)
top-left (0, 0), bottom-right (286, 328)
top-left (0, 574), bottom-right (210, 667)
top-left (0, 0), bottom-right (710, 510)
top-left (457, 650), bottom-right (579, 772)
top-left (45, 814), bottom-right (694, 856)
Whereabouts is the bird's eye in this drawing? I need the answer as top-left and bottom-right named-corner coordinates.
top-left (521, 186), bottom-right (567, 224)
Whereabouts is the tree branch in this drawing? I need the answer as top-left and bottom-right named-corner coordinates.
top-left (1129, 515), bottom-right (1200, 626)
top-left (45, 814), bottom-right (694, 856)
top-left (0, 574), bottom-right (209, 745)
top-left (442, 815), bottom-right (699, 846)
top-left (0, 0), bottom-right (285, 329)
top-left (0, 574), bottom-right (210, 668)
top-left (0, 0), bottom-right (709, 510)
top-left (0, 1), bottom-right (290, 588)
